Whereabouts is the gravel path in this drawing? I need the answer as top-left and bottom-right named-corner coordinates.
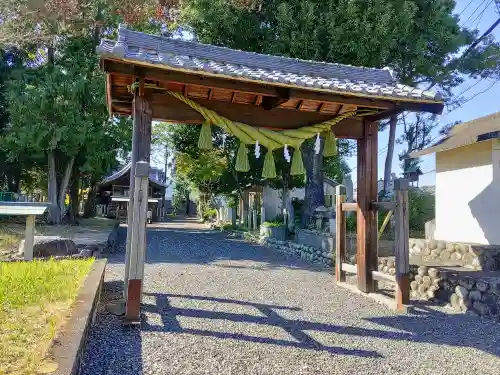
top-left (81, 218), bottom-right (500, 375)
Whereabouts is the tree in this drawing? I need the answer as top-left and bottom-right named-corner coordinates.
top-left (177, 0), bottom-right (500, 216)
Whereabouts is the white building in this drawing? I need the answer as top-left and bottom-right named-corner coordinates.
top-left (411, 111), bottom-right (500, 245)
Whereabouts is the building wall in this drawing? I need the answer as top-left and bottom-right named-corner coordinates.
top-left (435, 140), bottom-right (498, 244)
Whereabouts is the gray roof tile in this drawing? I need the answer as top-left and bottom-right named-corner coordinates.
top-left (97, 25), bottom-right (441, 102)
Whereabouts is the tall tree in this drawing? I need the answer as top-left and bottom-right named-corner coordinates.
top-left (177, 0), bottom-right (500, 216)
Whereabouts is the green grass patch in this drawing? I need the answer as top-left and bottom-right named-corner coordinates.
top-left (0, 258), bottom-right (94, 375)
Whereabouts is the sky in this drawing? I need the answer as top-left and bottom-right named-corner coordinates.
top-left (348, 0), bottom-right (500, 188)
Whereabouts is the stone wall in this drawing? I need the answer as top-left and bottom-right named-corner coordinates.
top-left (262, 237), bottom-right (335, 267)
top-left (409, 238), bottom-right (500, 271)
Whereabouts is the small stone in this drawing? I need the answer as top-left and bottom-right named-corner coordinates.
top-left (440, 250), bottom-right (452, 261)
top-left (454, 243), bottom-right (466, 253)
top-left (427, 268), bottom-right (439, 279)
top-left (469, 290), bottom-right (482, 301)
top-left (427, 290), bottom-right (435, 299)
top-left (418, 284), bottom-right (427, 295)
top-left (446, 242), bottom-right (455, 251)
top-left (388, 267), bottom-right (396, 276)
top-left (436, 241), bottom-right (446, 250)
top-left (386, 259), bottom-right (395, 268)
top-left (455, 285), bottom-right (468, 299)
top-left (422, 276), bottom-right (432, 287)
top-left (459, 277), bottom-right (476, 290)
top-left (382, 265), bottom-right (389, 273)
top-left (422, 247), bottom-right (432, 256)
top-left (378, 264), bottom-right (384, 271)
top-left (476, 281), bottom-right (489, 292)
top-left (472, 257), bottom-right (481, 268)
top-left (473, 301), bottom-right (490, 316)
top-left (462, 253), bottom-right (474, 266)
top-left (428, 240), bottom-right (438, 250)
top-left (414, 275), bottom-right (423, 284)
top-left (410, 281), bottom-right (419, 291)
top-left (430, 249), bottom-right (440, 258)
top-left (412, 246), bottom-right (422, 254)
top-left (417, 266), bottom-right (428, 277)
top-left (450, 293), bottom-right (460, 309)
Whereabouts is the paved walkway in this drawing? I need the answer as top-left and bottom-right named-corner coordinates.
top-left (81, 218), bottom-right (500, 375)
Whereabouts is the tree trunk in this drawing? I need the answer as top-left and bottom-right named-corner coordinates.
top-left (69, 169), bottom-right (80, 224)
top-left (47, 152), bottom-right (59, 224)
top-left (57, 156), bottom-right (75, 223)
top-left (301, 139), bottom-right (325, 227)
top-left (83, 183), bottom-right (97, 218)
top-left (382, 115), bottom-right (398, 198)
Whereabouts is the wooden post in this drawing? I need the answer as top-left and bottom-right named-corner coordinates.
top-left (260, 206), bottom-right (265, 226)
top-left (24, 215), bottom-right (35, 261)
top-left (356, 120), bottom-right (378, 293)
top-left (394, 178), bottom-right (410, 311)
top-left (124, 84), bottom-right (152, 303)
top-left (125, 161), bottom-right (150, 322)
top-left (335, 185), bottom-right (346, 282)
top-left (252, 209), bottom-right (257, 231)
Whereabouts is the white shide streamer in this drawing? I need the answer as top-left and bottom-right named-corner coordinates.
top-left (254, 140), bottom-right (261, 159)
top-left (284, 144), bottom-right (291, 163)
top-left (315, 133), bottom-right (321, 155)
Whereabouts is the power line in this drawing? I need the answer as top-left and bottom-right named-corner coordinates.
top-left (459, 0), bottom-right (475, 16)
top-left (461, 0), bottom-right (489, 26)
top-left (469, 0), bottom-right (494, 29)
top-left (461, 16), bottom-right (500, 57)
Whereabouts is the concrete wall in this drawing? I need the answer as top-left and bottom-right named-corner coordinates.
top-left (435, 140), bottom-right (499, 244)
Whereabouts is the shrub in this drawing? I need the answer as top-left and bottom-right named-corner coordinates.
top-left (202, 208), bottom-right (217, 222)
top-left (408, 188), bottom-right (434, 233)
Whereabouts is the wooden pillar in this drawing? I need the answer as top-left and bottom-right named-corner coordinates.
top-left (394, 178), bottom-right (410, 311)
top-left (124, 84), bottom-right (152, 320)
top-left (335, 185), bottom-right (346, 282)
top-left (24, 215), bottom-right (35, 261)
top-left (356, 120), bottom-right (378, 293)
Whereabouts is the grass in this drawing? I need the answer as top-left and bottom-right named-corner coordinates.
top-left (0, 258), bottom-right (94, 375)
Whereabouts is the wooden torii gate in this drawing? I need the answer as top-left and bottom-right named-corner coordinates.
top-left (98, 25), bottom-right (444, 322)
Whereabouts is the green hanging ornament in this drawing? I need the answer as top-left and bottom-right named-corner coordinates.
top-left (290, 147), bottom-right (305, 175)
top-left (262, 149), bottom-right (277, 179)
top-left (235, 142), bottom-right (250, 172)
top-left (198, 120), bottom-right (213, 150)
top-left (323, 130), bottom-right (337, 157)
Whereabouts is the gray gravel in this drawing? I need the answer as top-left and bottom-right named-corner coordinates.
top-left (81, 219), bottom-right (500, 375)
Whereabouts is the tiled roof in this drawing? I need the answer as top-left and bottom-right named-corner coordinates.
top-left (97, 25), bottom-right (441, 103)
top-left (101, 163), bottom-right (167, 188)
top-left (410, 111), bottom-right (500, 157)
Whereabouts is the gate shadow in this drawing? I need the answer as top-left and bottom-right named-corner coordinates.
top-left (141, 293), bottom-right (500, 359)
top-left (141, 292), bottom-right (381, 357)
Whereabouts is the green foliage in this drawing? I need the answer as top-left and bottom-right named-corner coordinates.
top-left (346, 214), bottom-right (356, 233)
top-left (219, 223), bottom-right (248, 232)
top-left (202, 208), bottom-right (218, 222)
top-left (408, 188), bottom-right (435, 232)
top-left (262, 214), bottom-right (285, 227)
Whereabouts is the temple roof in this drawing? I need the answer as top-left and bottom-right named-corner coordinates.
top-left (97, 25), bottom-right (441, 104)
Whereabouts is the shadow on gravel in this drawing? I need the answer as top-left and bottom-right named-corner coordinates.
top-left (141, 292), bottom-right (382, 358)
top-left (141, 292), bottom-right (500, 359)
top-left (80, 281), bottom-right (143, 375)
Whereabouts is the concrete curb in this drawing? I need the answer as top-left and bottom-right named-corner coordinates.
top-left (49, 258), bottom-right (107, 375)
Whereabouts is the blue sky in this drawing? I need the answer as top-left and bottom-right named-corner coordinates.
top-left (347, 0), bottom-right (500, 188)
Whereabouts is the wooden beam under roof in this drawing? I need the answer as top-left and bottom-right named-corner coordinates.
top-left (103, 60), bottom-right (417, 111)
top-left (111, 93), bottom-right (366, 138)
